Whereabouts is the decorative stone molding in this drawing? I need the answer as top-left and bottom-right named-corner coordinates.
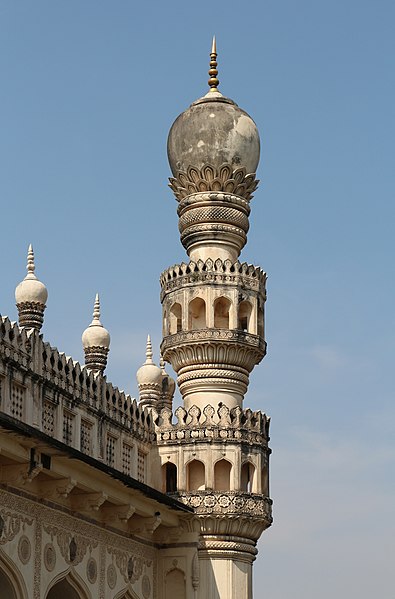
top-left (83, 345), bottom-right (109, 374)
top-left (43, 524), bottom-right (98, 566)
top-left (160, 258), bottom-right (266, 299)
top-left (107, 546), bottom-right (152, 584)
top-left (0, 510), bottom-right (33, 545)
top-left (169, 164), bottom-right (259, 202)
top-left (16, 301), bottom-right (46, 331)
top-left (174, 492), bottom-right (272, 521)
top-left (156, 404), bottom-right (270, 447)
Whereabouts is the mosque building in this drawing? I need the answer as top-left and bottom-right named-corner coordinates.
top-left (0, 40), bottom-right (272, 599)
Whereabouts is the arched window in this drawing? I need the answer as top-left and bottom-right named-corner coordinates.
top-left (238, 300), bottom-right (253, 332)
top-left (162, 462), bottom-right (177, 493)
top-left (241, 462), bottom-right (255, 493)
top-left (169, 303), bottom-right (182, 334)
top-left (214, 459), bottom-right (232, 491)
top-left (188, 298), bottom-right (206, 330)
top-left (214, 297), bottom-right (231, 329)
top-left (257, 299), bottom-right (264, 338)
top-left (0, 553), bottom-right (28, 599)
top-left (187, 459), bottom-right (205, 491)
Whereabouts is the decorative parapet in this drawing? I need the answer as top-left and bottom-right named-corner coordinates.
top-left (155, 404), bottom-right (270, 446)
top-left (160, 258), bottom-right (266, 300)
top-left (162, 328), bottom-right (265, 352)
top-left (174, 491), bottom-right (272, 522)
top-left (0, 315), bottom-right (154, 454)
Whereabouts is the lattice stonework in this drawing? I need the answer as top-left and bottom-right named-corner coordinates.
top-left (122, 443), bottom-right (133, 476)
top-left (11, 383), bottom-right (24, 420)
top-left (137, 450), bottom-right (146, 483)
top-left (80, 420), bottom-right (92, 454)
top-left (43, 400), bottom-right (56, 436)
top-left (63, 411), bottom-right (74, 445)
top-left (106, 435), bottom-right (116, 468)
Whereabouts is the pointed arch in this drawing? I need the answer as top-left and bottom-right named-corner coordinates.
top-left (0, 549), bottom-right (28, 599)
top-left (214, 296), bottom-right (231, 329)
top-left (238, 300), bottom-right (253, 332)
top-left (241, 461), bottom-right (255, 492)
top-left (114, 587), bottom-right (141, 599)
top-left (165, 567), bottom-right (186, 599)
top-left (162, 462), bottom-right (177, 493)
top-left (186, 459), bottom-right (205, 491)
top-left (169, 303), bottom-right (182, 334)
top-left (45, 567), bottom-right (91, 599)
top-left (188, 298), bottom-right (206, 330)
top-left (214, 458), bottom-right (232, 491)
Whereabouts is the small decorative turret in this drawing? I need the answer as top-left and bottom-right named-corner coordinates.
top-left (136, 336), bottom-right (162, 409)
top-left (82, 294), bottom-right (110, 374)
top-left (158, 354), bottom-right (176, 410)
top-left (15, 244), bottom-right (48, 331)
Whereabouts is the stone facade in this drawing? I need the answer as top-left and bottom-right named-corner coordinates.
top-left (0, 41), bottom-right (272, 599)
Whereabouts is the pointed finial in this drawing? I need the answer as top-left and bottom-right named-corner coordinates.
top-left (27, 244), bottom-right (36, 277)
top-left (92, 293), bottom-right (101, 322)
top-left (208, 35), bottom-right (219, 92)
top-left (145, 335), bottom-right (153, 364)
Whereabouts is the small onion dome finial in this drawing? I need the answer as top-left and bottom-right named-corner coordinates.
top-left (82, 294), bottom-right (110, 374)
top-left (158, 353), bottom-right (176, 410)
top-left (136, 335), bottom-right (162, 409)
top-left (208, 35), bottom-right (219, 92)
top-left (15, 244), bottom-right (48, 331)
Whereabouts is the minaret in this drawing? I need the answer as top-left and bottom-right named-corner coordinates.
top-left (82, 294), bottom-right (110, 374)
top-left (136, 335), bottom-right (162, 409)
top-left (157, 41), bottom-right (272, 599)
top-left (15, 244), bottom-right (48, 331)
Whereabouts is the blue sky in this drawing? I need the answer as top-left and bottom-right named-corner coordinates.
top-left (0, 1), bottom-right (394, 597)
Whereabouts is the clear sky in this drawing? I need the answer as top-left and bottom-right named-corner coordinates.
top-left (0, 1), bottom-right (394, 597)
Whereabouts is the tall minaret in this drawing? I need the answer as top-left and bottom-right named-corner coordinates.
top-left (157, 41), bottom-right (272, 599)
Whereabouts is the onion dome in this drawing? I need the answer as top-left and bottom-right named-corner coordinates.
top-left (168, 37), bottom-right (260, 182)
top-left (15, 244), bottom-right (48, 331)
top-left (82, 294), bottom-right (110, 374)
top-left (167, 39), bottom-right (261, 262)
top-left (159, 354), bottom-right (176, 410)
top-left (136, 336), bottom-right (162, 408)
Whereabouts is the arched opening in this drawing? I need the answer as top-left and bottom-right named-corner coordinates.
top-left (257, 299), bottom-right (264, 338)
top-left (187, 459), bottom-right (205, 491)
top-left (162, 462), bottom-right (177, 493)
top-left (46, 569), bottom-right (90, 599)
top-left (261, 464), bottom-right (269, 495)
top-left (241, 462), bottom-right (255, 492)
top-left (0, 551), bottom-right (28, 599)
top-left (214, 459), bottom-right (232, 491)
top-left (238, 300), bottom-right (253, 332)
top-left (214, 297), bottom-right (231, 329)
top-left (169, 303), bottom-right (182, 334)
top-left (188, 298), bottom-right (206, 330)
top-left (165, 568), bottom-right (186, 599)
top-left (0, 569), bottom-right (17, 599)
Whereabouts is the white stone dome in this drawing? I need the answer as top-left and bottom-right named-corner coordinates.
top-left (15, 245), bottom-right (48, 305)
top-left (136, 336), bottom-right (162, 386)
top-left (82, 294), bottom-right (110, 349)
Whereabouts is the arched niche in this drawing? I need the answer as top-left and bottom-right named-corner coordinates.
top-left (46, 568), bottom-right (90, 599)
top-left (257, 298), bottom-right (264, 338)
top-left (188, 298), bottom-right (206, 330)
top-left (0, 550), bottom-right (28, 599)
top-left (114, 588), bottom-right (140, 599)
top-left (186, 459), bottom-right (205, 491)
top-left (162, 462), bottom-right (177, 493)
top-left (165, 568), bottom-right (186, 599)
top-left (241, 461), bottom-right (255, 492)
top-left (238, 300), bottom-right (253, 332)
top-left (214, 459), bottom-right (232, 492)
top-left (169, 303), bottom-right (182, 334)
top-left (214, 297), bottom-right (231, 329)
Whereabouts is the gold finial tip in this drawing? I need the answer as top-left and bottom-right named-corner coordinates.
top-left (208, 36), bottom-right (219, 91)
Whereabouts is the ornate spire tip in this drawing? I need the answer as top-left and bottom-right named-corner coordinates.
top-left (208, 35), bottom-right (219, 92)
top-left (27, 244), bottom-right (35, 275)
top-left (92, 293), bottom-right (101, 321)
top-left (145, 335), bottom-right (153, 363)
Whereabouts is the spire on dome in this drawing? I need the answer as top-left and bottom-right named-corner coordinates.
top-left (82, 294), bottom-right (110, 374)
top-left (15, 244), bottom-right (48, 331)
top-left (136, 335), bottom-right (162, 409)
top-left (208, 35), bottom-right (219, 92)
